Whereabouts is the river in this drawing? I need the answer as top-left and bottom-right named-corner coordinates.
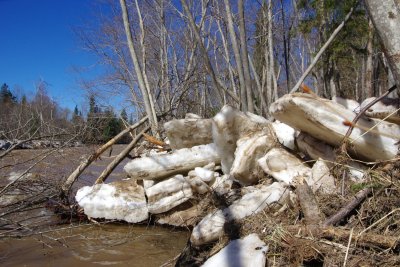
top-left (0, 145), bottom-right (189, 266)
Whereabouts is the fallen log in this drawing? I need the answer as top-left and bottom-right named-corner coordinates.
top-left (61, 116), bottom-right (148, 198)
top-left (296, 178), bottom-right (324, 224)
top-left (94, 127), bottom-right (150, 184)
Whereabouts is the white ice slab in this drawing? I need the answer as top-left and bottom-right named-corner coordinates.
top-left (146, 175), bottom-right (193, 214)
top-left (271, 120), bottom-right (298, 150)
top-left (270, 93), bottom-right (400, 161)
top-left (201, 233), bottom-right (268, 267)
top-left (212, 105), bottom-right (270, 174)
top-left (361, 97), bottom-right (400, 124)
top-left (164, 118), bottom-right (213, 149)
top-left (75, 180), bottom-right (148, 223)
top-left (230, 130), bottom-right (276, 185)
top-left (258, 148), bottom-right (311, 185)
top-left (191, 182), bottom-right (287, 245)
top-left (124, 143), bottom-right (221, 180)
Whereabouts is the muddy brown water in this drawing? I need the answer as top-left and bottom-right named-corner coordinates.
top-left (0, 145), bottom-right (189, 266)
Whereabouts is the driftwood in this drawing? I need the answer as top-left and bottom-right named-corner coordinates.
top-left (94, 126), bottom-right (150, 184)
top-left (60, 116), bottom-right (148, 198)
top-left (287, 225), bottom-right (399, 250)
top-left (296, 178), bottom-right (324, 225)
top-left (323, 188), bottom-right (373, 227)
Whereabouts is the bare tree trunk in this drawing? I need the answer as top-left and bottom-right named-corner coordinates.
top-left (268, 0), bottom-right (278, 101)
top-left (280, 0), bottom-right (290, 93)
top-left (223, 0), bottom-right (247, 111)
top-left (120, 0), bottom-right (158, 134)
top-left (248, 55), bottom-right (268, 114)
top-left (365, 19), bottom-right (374, 98)
top-left (365, 0), bottom-right (400, 87)
top-left (134, 0), bottom-right (159, 127)
top-left (180, 0), bottom-right (225, 105)
top-left (238, 0), bottom-right (254, 113)
top-left (291, 5), bottom-right (356, 93)
top-left (216, 16), bottom-right (238, 97)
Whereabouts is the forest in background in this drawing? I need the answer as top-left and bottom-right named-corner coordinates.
top-left (1, 0), bottom-right (395, 142)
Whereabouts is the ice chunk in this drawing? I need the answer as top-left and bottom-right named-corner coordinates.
top-left (212, 105), bottom-right (270, 174)
top-left (270, 93), bottom-right (400, 161)
top-left (271, 120), bottom-right (297, 150)
top-left (332, 96), bottom-right (360, 113)
top-left (75, 180), bottom-right (148, 223)
top-left (201, 234), bottom-right (268, 267)
top-left (258, 148), bottom-right (311, 185)
top-left (164, 118), bottom-right (212, 149)
top-left (191, 182), bottom-right (287, 245)
top-left (124, 143), bottom-right (220, 180)
top-left (361, 96), bottom-right (400, 124)
top-left (146, 175), bottom-right (193, 214)
top-left (230, 130), bottom-right (276, 185)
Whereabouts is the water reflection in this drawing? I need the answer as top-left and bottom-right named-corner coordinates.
top-left (0, 223), bottom-right (189, 267)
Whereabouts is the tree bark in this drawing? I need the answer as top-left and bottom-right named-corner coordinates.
top-left (223, 0), bottom-right (247, 111)
top-left (180, 0), bottom-right (224, 105)
top-left (120, 0), bottom-right (158, 134)
top-left (238, 0), bottom-right (254, 113)
top-left (134, 0), bottom-right (159, 125)
top-left (365, 19), bottom-right (374, 98)
top-left (365, 0), bottom-right (400, 87)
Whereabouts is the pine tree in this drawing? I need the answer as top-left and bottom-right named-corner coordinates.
top-left (0, 83), bottom-right (16, 103)
top-left (120, 108), bottom-right (128, 122)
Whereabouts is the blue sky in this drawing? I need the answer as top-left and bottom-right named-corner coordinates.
top-left (0, 0), bottom-right (105, 111)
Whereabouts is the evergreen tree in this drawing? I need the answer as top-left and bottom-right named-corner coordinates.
top-left (298, 0), bottom-right (368, 98)
top-left (0, 83), bottom-right (16, 103)
top-left (74, 105), bottom-right (79, 116)
top-left (120, 108), bottom-right (128, 122)
top-left (21, 95), bottom-right (27, 106)
top-left (102, 107), bottom-right (122, 142)
top-left (89, 94), bottom-right (96, 114)
top-left (129, 113), bottom-right (134, 125)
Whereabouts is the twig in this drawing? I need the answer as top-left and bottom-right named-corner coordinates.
top-left (343, 228), bottom-right (353, 267)
top-left (340, 84), bottom-right (397, 154)
top-left (358, 208), bottom-right (400, 237)
top-left (350, 106), bottom-right (400, 144)
top-left (323, 188), bottom-right (372, 227)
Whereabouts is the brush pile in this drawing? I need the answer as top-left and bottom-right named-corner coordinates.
top-left (75, 93), bottom-right (400, 266)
